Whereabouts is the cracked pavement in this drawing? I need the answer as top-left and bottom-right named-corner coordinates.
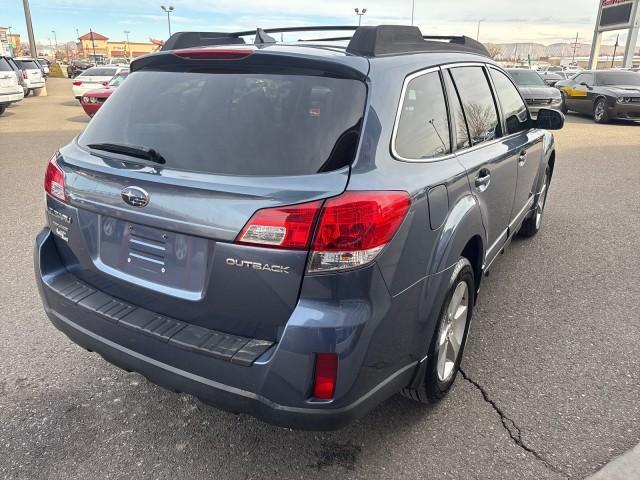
top-left (1, 79), bottom-right (639, 479)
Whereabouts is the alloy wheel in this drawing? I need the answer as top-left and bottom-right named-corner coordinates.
top-left (436, 281), bottom-right (469, 382)
top-left (535, 175), bottom-right (548, 229)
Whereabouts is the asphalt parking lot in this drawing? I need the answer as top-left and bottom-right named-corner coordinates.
top-left (1, 78), bottom-right (639, 480)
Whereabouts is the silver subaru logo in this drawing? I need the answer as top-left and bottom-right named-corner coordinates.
top-left (121, 186), bottom-right (149, 208)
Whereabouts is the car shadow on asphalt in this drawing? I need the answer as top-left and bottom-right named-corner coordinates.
top-left (60, 100), bottom-right (81, 107)
top-left (66, 115), bottom-right (90, 124)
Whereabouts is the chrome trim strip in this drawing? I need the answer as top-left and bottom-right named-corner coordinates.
top-left (508, 196), bottom-right (536, 231)
top-left (485, 228), bottom-right (508, 262)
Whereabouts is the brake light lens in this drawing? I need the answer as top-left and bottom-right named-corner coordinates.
top-left (72, 81), bottom-right (82, 86)
top-left (237, 200), bottom-right (323, 250)
top-left (22, 70), bottom-right (28, 79)
top-left (309, 191), bottom-right (411, 272)
top-left (313, 353), bottom-right (338, 400)
top-left (44, 154), bottom-right (66, 202)
top-left (174, 48), bottom-right (254, 60)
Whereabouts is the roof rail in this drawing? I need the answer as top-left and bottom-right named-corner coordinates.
top-left (160, 25), bottom-right (489, 58)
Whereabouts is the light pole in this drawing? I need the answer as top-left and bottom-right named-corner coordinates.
top-left (51, 30), bottom-right (58, 58)
top-left (124, 30), bottom-right (131, 60)
top-left (411, 0), bottom-right (415, 26)
top-left (161, 5), bottom-right (174, 37)
top-left (354, 8), bottom-right (367, 27)
top-left (476, 19), bottom-right (484, 41)
top-left (22, 0), bottom-right (38, 58)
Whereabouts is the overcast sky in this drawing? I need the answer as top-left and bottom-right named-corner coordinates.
top-left (2, 0), bottom-right (632, 46)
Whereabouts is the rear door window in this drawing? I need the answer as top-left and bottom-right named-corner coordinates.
top-left (79, 71), bottom-right (367, 176)
top-left (443, 71), bottom-right (471, 150)
top-left (394, 71), bottom-right (451, 159)
top-left (0, 58), bottom-right (12, 71)
top-left (450, 66), bottom-right (501, 146)
top-left (489, 68), bottom-right (530, 135)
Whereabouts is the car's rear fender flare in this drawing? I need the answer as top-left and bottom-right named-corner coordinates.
top-left (428, 194), bottom-right (486, 278)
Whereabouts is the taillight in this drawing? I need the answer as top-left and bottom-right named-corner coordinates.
top-left (237, 200), bottom-right (323, 250)
top-left (72, 81), bottom-right (82, 86)
top-left (313, 353), bottom-right (338, 400)
top-left (235, 192), bottom-right (411, 272)
top-left (309, 191), bottom-right (411, 273)
top-left (174, 48), bottom-right (254, 60)
top-left (44, 154), bottom-right (66, 202)
top-left (22, 70), bottom-right (28, 79)
top-left (102, 81), bottom-right (108, 86)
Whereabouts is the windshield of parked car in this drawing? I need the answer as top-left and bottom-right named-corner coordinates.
top-left (507, 70), bottom-right (546, 87)
top-left (81, 67), bottom-right (118, 77)
top-left (78, 70), bottom-right (367, 176)
top-left (596, 72), bottom-right (640, 86)
top-left (107, 73), bottom-right (128, 87)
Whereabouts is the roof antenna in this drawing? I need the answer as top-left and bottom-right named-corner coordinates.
top-left (254, 28), bottom-right (276, 44)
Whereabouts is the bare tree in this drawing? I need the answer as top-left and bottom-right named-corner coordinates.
top-left (485, 43), bottom-right (502, 60)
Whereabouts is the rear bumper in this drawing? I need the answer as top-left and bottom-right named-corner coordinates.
top-left (35, 227), bottom-right (418, 430)
top-left (0, 91), bottom-right (24, 104)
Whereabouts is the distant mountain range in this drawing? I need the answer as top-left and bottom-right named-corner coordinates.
top-left (487, 42), bottom-right (640, 60)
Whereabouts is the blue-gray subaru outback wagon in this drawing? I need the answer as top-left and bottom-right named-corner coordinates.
top-left (35, 25), bottom-right (563, 430)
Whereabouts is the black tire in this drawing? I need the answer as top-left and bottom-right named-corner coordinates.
top-left (519, 167), bottom-right (550, 238)
top-left (560, 92), bottom-right (569, 114)
top-left (401, 257), bottom-right (475, 404)
top-left (0, 105), bottom-right (6, 116)
top-left (594, 98), bottom-right (610, 124)
top-left (24, 89), bottom-right (31, 98)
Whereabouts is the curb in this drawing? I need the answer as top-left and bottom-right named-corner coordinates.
top-left (586, 443), bottom-right (640, 480)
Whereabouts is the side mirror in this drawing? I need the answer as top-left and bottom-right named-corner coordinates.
top-left (535, 109), bottom-right (565, 130)
top-left (580, 82), bottom-right (592, 89)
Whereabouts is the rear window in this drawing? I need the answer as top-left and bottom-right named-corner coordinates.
top-left (0, 58), bottom-right (12, 72)
top-left (82, 67), bottom-right (117, 77)
top-left (17, 60), bottom-right (40, 70)
top-left (79, 71), bottom-right (367, 176)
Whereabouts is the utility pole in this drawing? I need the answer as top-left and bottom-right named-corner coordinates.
top-left (354, 8), bottom-right (367, 26)
top-left (477, 19), bottom-right (484, 41)
top-left (411, 0), bottom-right (415, 26)
top-left (571, 32), bottom-right (579, 64)
top-left (124, 30), bottom-right (131, 59)
top-left (161, 6), bottom-right (174, 37)
top-left (22, 0), bottom-right (37, 58)
top-left (51, 30), bottom-right (58, 58)
top-left (90, 28), bottom-right (97, 63)
top-left (611, 34), bottom-right (619, 68)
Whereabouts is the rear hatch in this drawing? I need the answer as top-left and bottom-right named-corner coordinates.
top-left (17, 60), bottom-right (44, 84)
top-left (0, 58), bottom-right (20, 94)
top-left (51, 48), bottom-right (368, 341)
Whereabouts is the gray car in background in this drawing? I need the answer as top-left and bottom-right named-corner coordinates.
top-left (34, 25), bottom-right (564, 430)
top-left (507, 69), bottom-right (563, 118)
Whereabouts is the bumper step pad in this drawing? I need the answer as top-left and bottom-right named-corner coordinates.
top-left (46, 272), bottom-right (273, 366)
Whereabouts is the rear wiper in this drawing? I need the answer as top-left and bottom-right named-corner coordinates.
top-left (87, 142), bottom-right (166, 165)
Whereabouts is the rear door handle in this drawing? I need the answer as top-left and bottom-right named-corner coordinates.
top-left (518, 150), bottom-right (528, 166)
top-left (475, 170), bottom-right (491, 191)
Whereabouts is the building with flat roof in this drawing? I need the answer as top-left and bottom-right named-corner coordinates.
top-left (77, 31), bottom-right (161, 62)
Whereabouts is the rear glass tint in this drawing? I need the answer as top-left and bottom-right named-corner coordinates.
top-left (17, 60), bottom-right (40, 70)
top-left (0, 58), bottom-right (11, 72)
top-left (82, 68), bottom-right (118, 77)
top-left (79, 71), bottom-right (367, 176)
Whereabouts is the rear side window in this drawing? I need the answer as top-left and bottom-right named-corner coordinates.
top-left (79, 71), bottom-right (367, 176)
top-left (0, 58), bottom-right (12, 72)
top-left (394, 71), bottom-right (450, 159)
top-left (489, 69), bottom-right (529, 135)
top-left (450, 67), bottom-right (501, 146)
top-left (82, 68), bottom-right (117, 77)
top-left (443, 71), bottom-right (471, 150)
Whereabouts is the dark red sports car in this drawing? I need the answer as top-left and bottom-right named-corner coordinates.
top-left (81, 71), bottom-right (128, 117)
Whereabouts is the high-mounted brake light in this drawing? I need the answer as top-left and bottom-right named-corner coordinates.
top-left (235, 191), bottom-right (411, 272)
top-left (72, 81), bottom-right (82, 86)
top-left (237, 200), bottom-right (323, 250)
top-left (44, 153), bottom-right (66, 202)
top-left (173, 48), bottom-right (254, 60)
top-left (313, 353), bottom-right (338, 400)
top-left (309, 191), bottom-right (411, 273)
